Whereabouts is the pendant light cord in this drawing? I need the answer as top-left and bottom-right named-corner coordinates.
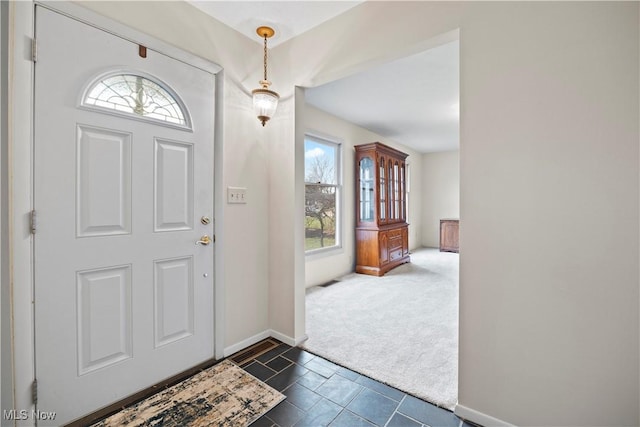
top-left (263, 35), bottom-right (268, 82)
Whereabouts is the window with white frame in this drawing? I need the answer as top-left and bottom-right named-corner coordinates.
top-left (305, 135), bottom-right (341, 253)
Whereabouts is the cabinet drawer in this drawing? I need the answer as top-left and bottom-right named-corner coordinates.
top-left (388, 235), bottom-right (402, 251)
top-left (389, 248), bottom-right (403, 261)
top-left (387, 229), bottom-right (403, 239)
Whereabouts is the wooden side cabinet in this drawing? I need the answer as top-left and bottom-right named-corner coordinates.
top-left (440, 219), bottom-right (459, 253)
top-left (355, 142), bottom-right (410, 276)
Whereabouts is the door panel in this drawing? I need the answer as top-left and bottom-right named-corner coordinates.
top-left (34, 7), bottom-right (215, 424)
top-left (153, 256), bottom-right (194, 347)
top-left (154, 139), bottom-right (194, 232)
top-left (76, 125), bottom-right (132, 237)
top-left (77, 265), bottom-right (133, 376)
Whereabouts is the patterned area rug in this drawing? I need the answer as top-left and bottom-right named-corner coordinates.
top-left (92, 360), bottom-right (284, 427)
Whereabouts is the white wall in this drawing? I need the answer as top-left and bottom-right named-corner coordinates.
top-left (421, 151), bottom-right (459, 248)
top-left (303, 104), bottom-right (422, 288)
top-left (219, 79), bottom-right (271, 347)
top-left (268, 97), bottom-right (298, 340)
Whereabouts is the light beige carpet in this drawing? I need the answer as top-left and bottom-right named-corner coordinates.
top-left (302, 247), bottom-right (459, 410)
top-left (92, 360), bottom-right (285, 427)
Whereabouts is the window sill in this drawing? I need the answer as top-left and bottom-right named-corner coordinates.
top-left (305, 245), bottom-right (344, 260)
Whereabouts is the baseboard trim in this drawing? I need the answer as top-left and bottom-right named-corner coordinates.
top-left (223, 330), bottom-right (309, 358)
top-left (294, 334), bottom-right (309, 346)
top-left (268, 330), bottom-right (308, 347)
top-left (454, 404), bottom-right (516, 427)
top-left (223, 330), bottom-right (271, 357)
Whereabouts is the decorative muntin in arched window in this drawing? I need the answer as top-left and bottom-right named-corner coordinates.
top-left (81, 72), bottom-right (192, 129)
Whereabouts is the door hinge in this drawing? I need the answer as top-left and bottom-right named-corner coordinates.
top-left (30, 210), bottom-right (37, 234)
top-left (32, 379), bottom-right (38, 405)
top-left (31, 38), bottom-right (37, 62)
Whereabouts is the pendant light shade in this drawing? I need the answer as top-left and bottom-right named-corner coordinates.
top-left (252, 87), bottom-right (279, 127)
top-left (252, 26), bottom-right (279, 126)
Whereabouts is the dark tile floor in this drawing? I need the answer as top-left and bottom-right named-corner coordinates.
top-left (238, 343), bottom-right (476, 427)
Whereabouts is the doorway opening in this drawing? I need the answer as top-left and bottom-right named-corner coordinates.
top-left (301, 37), bottom-right (460, 410)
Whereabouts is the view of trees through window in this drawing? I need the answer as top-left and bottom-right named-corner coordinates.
top-left (305, 137), bottom-right (340, 252)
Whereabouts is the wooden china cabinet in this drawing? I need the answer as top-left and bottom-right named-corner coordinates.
top-left (355, 142), bottom-right (410, 276)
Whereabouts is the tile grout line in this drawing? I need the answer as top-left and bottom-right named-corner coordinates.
top-left (383, 393), bottom-right (435, 427)
top-left (383, 394), bottom-right (406, 427)
top-left (242, 344), bottom-right (462, 427)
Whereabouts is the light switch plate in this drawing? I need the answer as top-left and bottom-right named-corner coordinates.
top-left (227, 187), bottom-right (247, 204)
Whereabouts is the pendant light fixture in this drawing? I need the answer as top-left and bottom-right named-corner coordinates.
top-left (252, 26), bottom-right (279, 126)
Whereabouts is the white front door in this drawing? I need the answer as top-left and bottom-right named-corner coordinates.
top-left (34, 7), bottom-right (215, 424)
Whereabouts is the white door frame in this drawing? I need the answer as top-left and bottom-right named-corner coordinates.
top-left (3, 2), bottom-right (226, 423)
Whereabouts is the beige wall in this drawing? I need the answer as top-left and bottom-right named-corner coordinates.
top-left (458, 3), bottom-right (638, 424)
top-left (5, 1), bottom-right (639, 426)
top-left (303, 105), bottom-right (422, 288)
top-left (421, 151), bottom-right (460, 248)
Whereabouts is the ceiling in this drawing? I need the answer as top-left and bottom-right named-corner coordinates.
top-left (189, 1), bottom-right (364, 47)
top-left (306, 41), bottom-right (459, 153)
top-left (187, 1), bottom-right (459, 154)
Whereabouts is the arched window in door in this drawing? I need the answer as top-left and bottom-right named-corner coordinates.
top-left (81, 71), bottom-right (191, 129)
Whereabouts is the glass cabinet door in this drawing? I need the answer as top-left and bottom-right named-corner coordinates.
top-left (388, 161), bottom-right (394, 220)
top-left (359, 157), bottom-right (374, 222)
top-left (355, 144), bottom-right (408, 226)
top-left (400, 162), bottom-right (406, 221)
top-left (393, 162), bottom-right (400, 220)
top-left (379, 157), bottom-right (386, 222)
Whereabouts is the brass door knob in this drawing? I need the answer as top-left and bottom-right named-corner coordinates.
top-left (196, 235), bottom-right (211, 246)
